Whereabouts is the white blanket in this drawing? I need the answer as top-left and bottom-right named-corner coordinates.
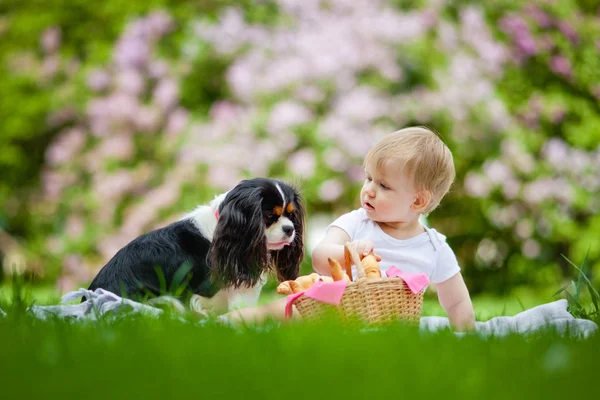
top-left (13, 288), bottom-right (598, 338)
top-left (420, 299), bottom-right (597, 339)
top-left (28, 288), bottom-right (164, 320)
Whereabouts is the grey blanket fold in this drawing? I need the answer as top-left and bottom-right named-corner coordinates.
top-left (9, 289), bottom-right (599, 338)
top-left (419, 299), bottom-right (597, 338)
top-left (28, 288), bottom-right (163, 320)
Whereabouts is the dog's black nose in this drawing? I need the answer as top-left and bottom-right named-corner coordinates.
top-left (282, 225), bottom-right (294, 237)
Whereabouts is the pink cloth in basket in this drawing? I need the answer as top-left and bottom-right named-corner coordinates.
top-left (385, 266), bottom-right (429, 294)
top-left (284, 280), bottom-right (347, 318)
top-left (284, 270), bottom-right (430, 318)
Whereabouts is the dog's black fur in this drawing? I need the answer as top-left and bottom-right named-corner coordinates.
top-left (86, 178), bottom-right (305, 302)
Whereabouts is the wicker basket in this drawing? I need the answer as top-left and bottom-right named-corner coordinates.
top-left (293, 243), bottom-right (424, 324)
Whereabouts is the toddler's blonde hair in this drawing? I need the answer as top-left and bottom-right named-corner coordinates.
top-left (364, 126), bottom-right (455, 214)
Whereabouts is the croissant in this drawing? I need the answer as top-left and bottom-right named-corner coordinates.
top-left (276, 281), bottom-right (294, 295)
top-left (327, 257), bottom-right (351, 282)
top-left (289, 280), bottom-right (301, 293)
top-left (362, 253), bottom-right (381, 279)
top-left (277, 272), bottom-right (323, 295)
top-left (296, 273), bottom-right (320, 290)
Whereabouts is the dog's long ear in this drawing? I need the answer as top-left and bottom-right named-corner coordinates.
top-left (209, 187), bottom-right (267, 288)
top-left (272, 195), bottom-right (305, 282)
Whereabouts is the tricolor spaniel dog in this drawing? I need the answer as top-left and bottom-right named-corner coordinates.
top-left (86, 178), bottom-right (305, 314)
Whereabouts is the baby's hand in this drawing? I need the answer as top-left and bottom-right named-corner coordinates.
top-left (349, 240), bottom-right (382, 261)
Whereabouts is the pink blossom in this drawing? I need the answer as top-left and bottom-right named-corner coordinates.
top-left (515, 219), bottom-right (533, 239)
top-left (557, 21), bottom-right (578, 44)
top-left (464, 172), bottom-right (492, 198)
top-left (97, 134), bottom-right (135, 161)
top-left (87, 69), bottom-right (112, 92)
top-left (108, 93), bottom-right (140, 122)
top-left (550, 107), bottom-right (566, 123)
top-left (41, 56), bottom-right (60, 79)
top-left (46, 236), bottom-right (64, 254)
top-left (65, 59), bottom-right (81, 77)
top-left (45, 127), bottom-right (86, 166)
top-left (570, 149), bottom-right (591, 175)
top-left (549, 55), bottom-right (571, 77)
top-left (502, 178), bottom-right (521, 199)
top-left (153, 78), bottom-right (179, 111)
top-left (318, 179), bottom-right (344, 202)
top-left (148, 61), bottom-right (169, 79)
top-left (134, 106), bottom-right (161, 132)
top-left (56, 275), bottom-right (76, 293)
top-left (347, 166), bottom-right (365, 183)
top-left (295, 85), bottom-right (325, 103)
top-left (197, 8), bottom-right (247, 55)
top-left (41, 27), bottom-right (61, 54)
top-left (116, 69), bottom-right (145, 95)
top-left (63, 254), bottom-right (83, 274)
top-left (146, 10), bottom-right (175, 38)
top-left (500, 15), bottom-right (537, 56)
top-left (114, 37), bottom-right (150, 69)
top-left (323, 148), bottom-right (349, 172)
top-left (542, 139), bottom-right (568, 169)
top-left (437, 21), bottom-right (458, 51)
top-left (288, 149), bottom-right (316, 178)
top-left (522, 178), bottom-right (573, 205)
top-left (41, 169), bottom-right (77, 201)
top-left (476, 238), bottom-right (499, 265)
top-left (207, 165), bottom-right (241, 190)
top-left (65, 216), bottom-right (86, 238)
top-left (527, 6), bottom-right (553, 28)
top-left (267, 101), bottom-right (313, 133)
top-left (332, 86), bottom-right (390, 122)
top-left (165, 108), bottom-right (190, 137)
top-left (98, 235), bottom-right (132, 261)
top-left (93, 170), bottom-right (135, 201)
top-left (483, 160), bottom-right (512, 184)
top-left (522, 239), bottom-right (541, 259)
top-left (209, 101), bottom-right (239, 121)
top-left (489, 205), bottom-right (521, 228)
top-left (145, 181), bottom-right (180, 210)
top-left (47, 107), bottom-right (76, 128)
top-left (227, 62), bottom-right (255, 101)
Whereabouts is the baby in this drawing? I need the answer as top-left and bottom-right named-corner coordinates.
top-left (312, 126), bottom-right (475, 331)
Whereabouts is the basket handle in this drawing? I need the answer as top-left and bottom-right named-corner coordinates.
top-left (344, 242), bottom-right (365, 280)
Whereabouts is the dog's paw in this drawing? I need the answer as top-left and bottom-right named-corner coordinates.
top-left (189, 294), bottom-right (213, 318)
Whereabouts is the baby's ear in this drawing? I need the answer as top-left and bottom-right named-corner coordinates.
top-left (411, 190), bottom-right (432, 213)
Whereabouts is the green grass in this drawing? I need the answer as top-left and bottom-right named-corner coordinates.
top-left (0, 250), bottom-right (598, 399)
top-left (0, 307), bottom-right (598, 399)
top-left (0, 278), bottom-right (598, 399)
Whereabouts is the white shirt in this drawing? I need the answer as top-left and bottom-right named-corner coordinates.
top-left (329, 208), bottom-right (460, 284)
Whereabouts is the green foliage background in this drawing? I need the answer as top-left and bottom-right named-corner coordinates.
top-left (0, 0), bottom-right (599, 297)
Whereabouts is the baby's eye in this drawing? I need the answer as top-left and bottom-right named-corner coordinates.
top-left (380, 183), bottom-right (389, 190)
top-left (365, 176), bottom-right (372, 182)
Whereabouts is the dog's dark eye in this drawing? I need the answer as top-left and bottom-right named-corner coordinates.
top-left (265, 213), bottom-right (277, 222)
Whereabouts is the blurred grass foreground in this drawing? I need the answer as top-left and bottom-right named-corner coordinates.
top-left (0, 296), bottom-right (599, 399)
top-left (0, 1), bottom-right (599, 316)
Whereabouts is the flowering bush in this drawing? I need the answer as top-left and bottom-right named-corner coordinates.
top-left (464, 0), bottom-right (600, 291)
top-left (1, 0), bottom-right (598, 294)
